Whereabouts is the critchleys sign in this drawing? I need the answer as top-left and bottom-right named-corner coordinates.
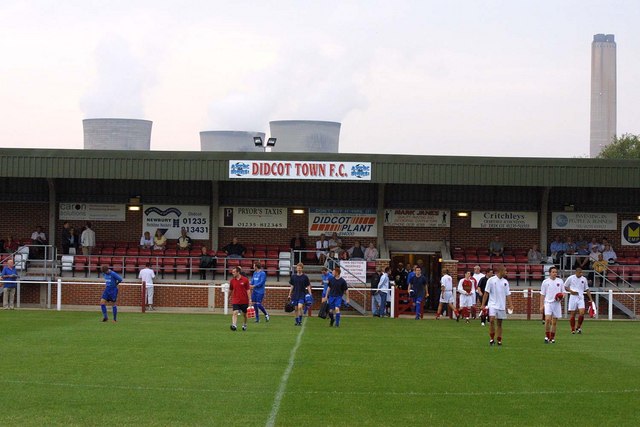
top-left (308, 208), bottom-right (377, 237)
top-left (229, 160), bottom-right (371, 181)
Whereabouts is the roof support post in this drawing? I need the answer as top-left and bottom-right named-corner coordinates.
top-left (47, 178), bottom-right (56, 252)
top-left (210, 180), bottom-right (219, 252)
top-left (540, 187), bottom-right (551, 256)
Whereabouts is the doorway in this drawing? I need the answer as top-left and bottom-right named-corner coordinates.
top-left (390, 252), bottom-right (442, 311)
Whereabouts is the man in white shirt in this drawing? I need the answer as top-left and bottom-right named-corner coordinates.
top-left (376, 267), bottom-right (391, 317)
top-left (315, 234), bottom-right (329, 264)
top-left (457, 271), bottom-right (476, 323)
top-left (540, 266), bottom-right (564, 344)
top-left (472, 265), bottom-right (485, 319)
top-left (481, 264), bottom-right (513, 346)
top-left (436, 269), bottom-right (459, 320)
top-left (564, 267), bottom-right (593, 334)
top-left (601, 244), bottom-right (617, 264)
top-left (80, 222), bottom-right (96, 256)
top-left (138, 262), bottom-right (156, 311)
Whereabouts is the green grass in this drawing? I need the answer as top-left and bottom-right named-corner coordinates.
top-left (1, 310), bottom-right (639, 426)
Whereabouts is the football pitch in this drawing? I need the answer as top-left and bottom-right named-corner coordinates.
top-left (2, 310), bottom-right (639, 426)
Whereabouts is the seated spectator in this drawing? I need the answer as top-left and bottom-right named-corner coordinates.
top-left (177, 227), bottom-right (192, 250)
top-left (223, 237), bottom-right (245, 258)
top-left (575, 234), bottom-right (588, 250)
top-left (592, 253), bottom-right (608, 274)
top-left (601, 244), bottom-right (617, 264)
top-left (488, 236), bottom-right (504, 256)
top-left (315, 233), bottom-right (329, 264)
top-left (364, 242), bottom-right (379, 261)
top-left (68, 227), bottom-right (80, 254)
top-left (549, 236), bottom-right (566, 264)
top-left (588, 237), bottom-right (601, 252)
top-left (347, 240), bottom-right (365, 260)
top-left (527, 244), bottom-right (543, 264)
top-left (199, 246), bottom-right (214, 280)
top-left (153, 229), bottom-right (167, 251)
top-left (328, 232), bottom-right (343, 256)
top-left (601, 238), bottom-right (611, 250)
top-left (563, 236), bottom-right (577, 269)
top-left (588, 245), bottom-right (601, 264)
top-left (31, 226), bottom-right (48, 258)
top-left (575, 243), bottom-right (590, 269)
top-left (4, 236), bottom-right (18, 252)
top-left (290, 232), bottom-right (306, 263)
top-left (140, 231), bottom-right (153, 249)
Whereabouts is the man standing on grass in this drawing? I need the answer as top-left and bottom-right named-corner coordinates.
top-left (564, 267), bottom-right (593, 334)
top-left (250, 261), bottom-right (270, 323)
top-left (376, 267), bottom-right (391, 317)
top-left (481, 265), bottom-right (513, 346)
top-left (100, 265), bottom-right (123, 322)
top-left (540, 266), bottom-right (564, 344)
top-left (436, 269), bottom-right (459, 320)
top-left (477, 269), bottom-right (492, 326)
top-left (457, 271), bottom-right (476, 324)
top-left (230, 266), bottom-right (251, 331)
top-left (2, 259), bottom-right (19, 309)
top-left (326, 266), bottom-right (350, 327)
top-left (138, 262), bottom-right (156, 311)
top-left (288, 262), bottom-right (312, 326)
top-left (408, 266), bottom-right (428, 320)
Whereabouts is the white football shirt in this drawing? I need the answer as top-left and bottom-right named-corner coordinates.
top-left (139, 267), bottom-right (156, 286)
top-left (564, 275), bottom-right (589, 298)
top-left (485, 276), bottom-right (510, 310)
top-left (440, 274), bottom-right (453, 292)
top-left (541, 278), bottom-right (564, 303)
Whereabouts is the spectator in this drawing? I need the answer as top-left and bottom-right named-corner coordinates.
top-left (601, 238), bottom-right (611, 251)
top-left (371, 267), bottom-right (382, 317)
top-left (199, 246), bottom-right (214, 280)
top-left (68, 227), bottom-right (80, 254)
top-left (575, 243), bottom-right (590, 269)
top-left (588, 245), bottom-right (601, 266)
top-left (223, 237), bottom-right (245, 258)
top-left (61, 221), bottom-right (71, 255)
top-left (588, 237), bottom-right (601, 252)
top-left (140, 231), bottom-right (153, 249)
top-left (527, 244), bottom-right (543, 264)
top-left (315, 233), bottom-right (329, 264)
top-left (31, 226), bottom-right (47, 258)
top-left (81, 222), bottom-right (96, 256)
top-left (564, 236), bottom-right (577, 269)
top-left (488, 236), bottom-right (504, 257)
top-left (290, 233), bottom-right (306, 264)
top-left (138, 262), bottom-right (156, 311)
top-left (602, 244), bottom-right (617, 264)
top-left (2, 259), bottom-right (19, 309)
top-left (328, 232), bottom-right (343, 257)
top-left (177, 227), bottom-right (192, 250)
top-left (376, 266), bottom-right (391, 318)
top-left (4, 236), bottom-right (18, 253)
top-left (575, 234), bottom-right (588, 250)
top-left (392, 262), bottom-right (408, 290)
top-left (364, 242), bottom-right (378, 261)
top-left (347, 240), bottom-right (365, 260)
top-left (153, 229), bottom-right (167, 251)
top-left (549, 236), bottom-right (566, 264)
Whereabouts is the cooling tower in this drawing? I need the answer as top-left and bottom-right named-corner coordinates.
top-left (269, 120), bottom-right (340, 153)
top-left (590, 34), bottom-right (617, 158)
top-left (83, 118), bottom-right (152, 150)
top-left (200, 131), bottom-right (266, 152)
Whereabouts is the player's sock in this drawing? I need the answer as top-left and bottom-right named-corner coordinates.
top-left (415, 302), bottom-right (422, 318)
top-left (490, 332), bottom-right (495, 340)
top-left (101, 304), bottom-right (107, 319)
top-left (497, 336), bottom-right (502, 342)
top-left (112, 306), bottom-right (117, 321)
top-left (258, 303), bottom-right (268, 315)
top-left (570, 316), bottom-right (576, 331)
top-left (471, 306), bottom-right (477, 318)
top-left (336, 312), bottom-right (341, 326)
top-left (329, 312), bottom-right (334, 321)
top-left (303, 305), bottom-right (308, 315)
top-left (578, 315), bottom-right (584, 328)
top-left (545, 331), bottom-right (550, 339)
top-left (550, 331), bottom-right (555, 340)
top-left (254, 304), bottom-right (260, 322)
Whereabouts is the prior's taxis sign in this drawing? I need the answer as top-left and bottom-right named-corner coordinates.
top-left (308, 208), bottom-right (377, 237)
top-left (229, 160), bottom-right (371, 181)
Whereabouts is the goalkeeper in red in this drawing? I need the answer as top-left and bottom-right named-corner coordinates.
top-left (564, 267), bottom-right (593, 334)
top-left (540, 266), bottom-right (564, 344)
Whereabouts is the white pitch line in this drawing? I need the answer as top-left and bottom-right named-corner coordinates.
top-left (265, 320), bottom-right (307, 427)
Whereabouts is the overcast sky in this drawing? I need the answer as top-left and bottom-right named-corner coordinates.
top-left (1, 0), bottom-right (638, 157)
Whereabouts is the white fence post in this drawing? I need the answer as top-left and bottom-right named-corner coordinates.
top-left (16, 280), bottom-right (21, 308)
top-left (390, 286), bottom-right (395, 318)
top-left (56, 278), bottom-right (62, 311)
top-left (47, 278), bottom-right (51, 309)
top-left (608, 289), bottom-right (613, 321)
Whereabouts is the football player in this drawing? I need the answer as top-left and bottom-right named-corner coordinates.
top-left (564, 267), bottom-right (594, 334)
top-left (540, 266), bottom-right (564, 343)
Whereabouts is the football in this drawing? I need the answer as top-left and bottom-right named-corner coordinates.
top-left (462, 279), bottom-right (473, 294)
top-left (554, 292), bottom-right (564, 301)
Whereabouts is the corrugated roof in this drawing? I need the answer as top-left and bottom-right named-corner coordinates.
top-left (1, 148), bottom-right (638, 188)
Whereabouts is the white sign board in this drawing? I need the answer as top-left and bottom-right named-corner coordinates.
top-left (229, 160), bottom-right (371, 181)
top-left (551, 212), bottom-right (617, 230)
top-left (621, 221), bottom-right (640, 246)
top-left (59, 203), bottom-right (126, 221)
top-left (339, 260), bottom-right (367, 286)
top-left (384, 209), bottom-right (450, 227)
top-left (220, 207), bottom-right (287, 228)
top-left (143, 205), bottom-right (210, 239)
top-left (471, 211), bottom-right (538, 229)
top-left (308, 208), bottom-right (377, 237)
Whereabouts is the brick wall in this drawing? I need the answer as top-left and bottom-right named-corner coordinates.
top-left (0, 202), bottom-right (49, 242)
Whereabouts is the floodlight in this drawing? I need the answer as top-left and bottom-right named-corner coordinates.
top-left (266, 137), bottom-right (277, 147)
top-left (254, 136), bottom-right (263, 147)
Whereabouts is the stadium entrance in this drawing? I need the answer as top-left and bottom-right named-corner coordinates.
top-left (390, 252), bottom-right (441, 311)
